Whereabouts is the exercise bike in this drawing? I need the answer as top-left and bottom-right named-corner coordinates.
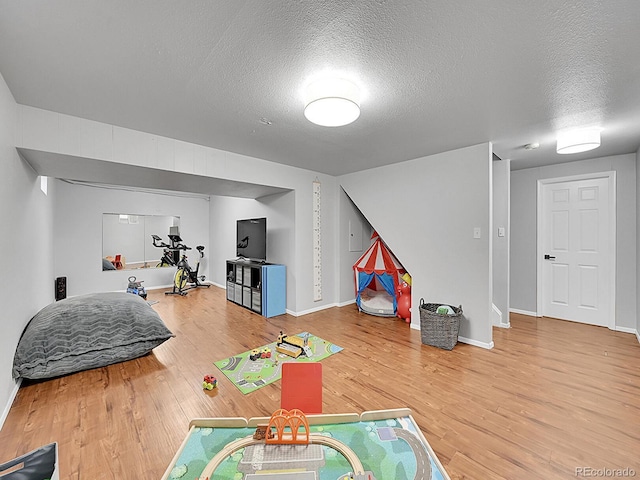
top-left (151, 234), bottom-right (179, 267)
top-left (165, 241), bottom-right (210, 296)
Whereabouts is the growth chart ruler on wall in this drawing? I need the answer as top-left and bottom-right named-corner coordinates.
top-left (313, 179), bottom-right (322, 301)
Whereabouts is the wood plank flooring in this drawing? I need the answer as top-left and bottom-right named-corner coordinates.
top-left (1, 286), bottom-right (639, 479)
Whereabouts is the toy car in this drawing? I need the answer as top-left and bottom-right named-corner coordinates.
top-left (126, 276), bottom-right (147, 299)
top-left (202, 375), bottom-right (218, 390)
top-left (249, 349), bottom-right (261, 361)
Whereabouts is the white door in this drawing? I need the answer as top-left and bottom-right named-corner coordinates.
top-left (539, 175), bottom-right (614, 327)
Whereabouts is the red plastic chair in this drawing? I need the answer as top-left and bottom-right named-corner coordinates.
top-left (280, 362), bottom-right (323, 414)
top-left (112, 254), bottom-right (123, 270)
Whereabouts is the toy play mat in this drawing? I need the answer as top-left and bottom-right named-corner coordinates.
top-left (162, 409), bottom-right (450, 480)
top-left (213, 332), bottom-right (342, 394)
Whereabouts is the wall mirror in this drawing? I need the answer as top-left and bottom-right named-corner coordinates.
top-left (102, 214), bottom-right (180, 271)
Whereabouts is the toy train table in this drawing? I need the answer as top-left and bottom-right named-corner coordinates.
top-left (162, 408), bottom-right (450, 480)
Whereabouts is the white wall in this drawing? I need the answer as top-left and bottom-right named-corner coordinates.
top-left (338, 189), bottom-right (373, 305)
top-left (16, 106), bottom-right (340, 315)
top-left (492, 157), bottom-right (510, 326)
top-left (208, 192), bottom-right (296, 310)
top-left (340, 143), bottom-right (494, 348)
top-left (637, 146), bottom-right (640, 339)
top-left (0, 74), bottom-right (55, 426)
top-left (53, 181), bottom-right (210, 296)
top-left (511, 154), bottom-right (637, 329)
top-left (102, 213), bottom-right (146, 264)
top-left (509, 167), bottom-right (537, 315)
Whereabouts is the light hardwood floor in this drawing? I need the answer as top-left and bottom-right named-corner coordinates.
top-left (1, 286), bottom-right (639, 479)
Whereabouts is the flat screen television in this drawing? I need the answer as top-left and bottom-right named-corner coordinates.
top-left (236, 217), bottom-right (267, 262)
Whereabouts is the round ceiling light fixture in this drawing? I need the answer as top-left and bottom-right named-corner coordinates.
top-left (556, 127), bottom-right (601, 154)
top-left (304, 78), bottom-right (361, 127)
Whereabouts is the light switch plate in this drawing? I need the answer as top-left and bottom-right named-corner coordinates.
top-left (498, 227), bottom-right (505, 237)
top-left (473, 227), bottom-right (481, 239)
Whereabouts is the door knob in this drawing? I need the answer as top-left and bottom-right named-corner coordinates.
top-left (544, 254), bottom-right (556, 260)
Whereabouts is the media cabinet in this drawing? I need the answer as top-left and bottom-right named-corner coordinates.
top-left (225, 260), bottom-right (286, 318)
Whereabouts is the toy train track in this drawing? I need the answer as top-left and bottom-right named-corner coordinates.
top-left (198, 434), bottom-right (365, 479)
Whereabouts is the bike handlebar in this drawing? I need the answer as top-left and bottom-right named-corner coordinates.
top-left (152, 234), bottom-right (202, 254)
top-left (151, 234), bottom-right (170, 248)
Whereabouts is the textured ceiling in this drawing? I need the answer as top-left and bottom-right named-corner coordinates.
top-left (1, 0), bottom-right (639, 177)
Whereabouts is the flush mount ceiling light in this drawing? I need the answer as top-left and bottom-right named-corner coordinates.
top-left (304, 78), bottom-right (360, 127)
top-left (556, 127), bottom-right (601, 154)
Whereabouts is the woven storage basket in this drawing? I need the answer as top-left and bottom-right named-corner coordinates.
top-left (419, 299), bottom-right (462, 350)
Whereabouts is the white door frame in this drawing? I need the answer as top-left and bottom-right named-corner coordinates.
top-left (536, 171), bottom-right (616, 330)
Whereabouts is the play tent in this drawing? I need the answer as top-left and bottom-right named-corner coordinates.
top-left (353, 232), bottom-right (406, 317)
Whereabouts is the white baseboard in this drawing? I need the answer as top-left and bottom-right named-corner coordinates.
top-left (409, 323), bottom-right (494, 350)
top-left (492, 304), bottom-right (511, 328)
top-left (614, 326), bottom-right (635, 334)
top-left (614, 325), bottom-right (638, 336)
top-left (144, 281), bottom-right (219, 292)
top-left (135, 283), bottom-right (174, 292)
top-left (495, 322), bottom-right (511, 329)
top-left (0, 378), bottom-right (22, 432)
top-left (613, 326), bottom-right (640, 344)
top-left (337, 298), bottom-right (356, 308)
top-left (458, 336), bottom-right (494, 350)
top-left (288, 303), bottom-right (339, 317)
top-left (509, 308), bottom-right (538, 317)
top-left (289, 299), bottom-right (356, 316)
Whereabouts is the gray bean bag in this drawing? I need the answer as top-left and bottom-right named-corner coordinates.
top-left (102, 258), bottom-right (116, 271)
top-left (13, 292), bottom-right (174, 380)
